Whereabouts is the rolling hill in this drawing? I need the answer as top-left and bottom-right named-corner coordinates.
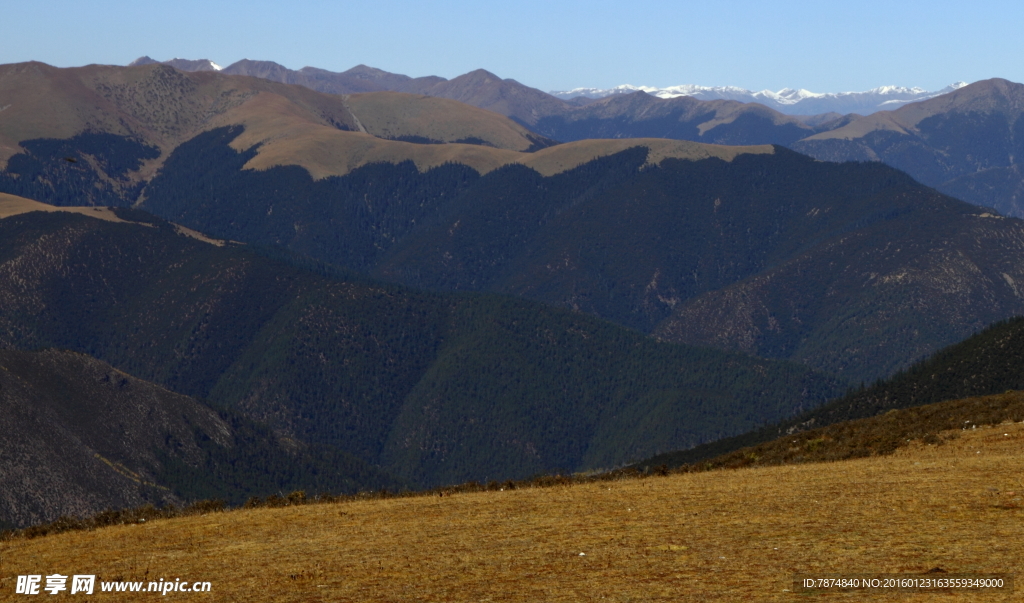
top-left (0, 202), bottom-right (841, 489)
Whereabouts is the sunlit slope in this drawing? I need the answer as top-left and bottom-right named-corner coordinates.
top-left (0, 193), bottom-right (125, 222)
top-left (0, 61), bottom-right (771, 190)
top-left (0, 62), bottom-right (534, 162)
top-left (4, 414), bottom-right (1020, 602)
top-left (341, 91), bottom-right (554, 150)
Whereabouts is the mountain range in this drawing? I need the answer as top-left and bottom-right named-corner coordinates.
top-left (3, 62), bottom-right (1024, 386)
top-left (793, 78), bottom-right (1024, 217)
top-left (550, 82), bottom-right (969, 116)
top-left (5, 58), bottom-right (1024, 526)
top-left (0, 199), bottom-right (842, 512)
top-left (138, 128), bottom-right (1024, 384)
top-left (123, 57), bottom-right (1024, 218)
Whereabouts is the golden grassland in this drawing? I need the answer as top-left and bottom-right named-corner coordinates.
top-left (2, 421), bottom-right (1021, 602)
top-left (0, 194), bottom-right (232, 247)
top-left (0, 194), bottom-right (126, 223)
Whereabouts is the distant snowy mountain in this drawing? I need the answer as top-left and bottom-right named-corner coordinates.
top-left (551, 82), bottom-right (969, 115)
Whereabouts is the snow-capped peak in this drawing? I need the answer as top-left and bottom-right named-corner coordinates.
top-left (550, 81), bottom-right (974, 115)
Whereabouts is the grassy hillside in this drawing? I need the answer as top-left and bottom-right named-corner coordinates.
top-left (3, 404), bottom-right (1019, 601)
top-left (0, 208), bottom-right (840, 488)
top-left (343, 91), bottom-right (555, 151)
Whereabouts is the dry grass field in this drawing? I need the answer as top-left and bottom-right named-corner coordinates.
top-left (0, 194), bottom-right (126, 222)
top-left (2, 419), bottom-right (1021, 601)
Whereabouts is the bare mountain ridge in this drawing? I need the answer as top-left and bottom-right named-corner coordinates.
top-left (0, 61), bottom-right (545, 158)
top-left (0, 61), bottom-right (568, 192)
top-left (3, 61), bottom-right (772, 195)
top-left (138, 57), bottom-right (1024, 217)
top-left (139, 58), bottom-right (827, 145)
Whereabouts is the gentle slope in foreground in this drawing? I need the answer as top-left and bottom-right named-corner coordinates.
top-left (3, 404), bottom-right (1021, 602)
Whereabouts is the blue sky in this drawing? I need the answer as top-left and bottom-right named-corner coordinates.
top-left (2, 0), bottom-right (1020, 93)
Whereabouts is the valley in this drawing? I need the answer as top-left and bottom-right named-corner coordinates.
top-left (0, 203), bottom-right (840, 522)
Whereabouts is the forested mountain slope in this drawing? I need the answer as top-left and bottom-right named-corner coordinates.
top-left (0, 348), bottom-right (399, 529)
top-left (638, 316), bottom-right (1024, 470)
top-left (139, 131), bottom-right (1024, 383)
top-left (0, 208), bottom-right (840, 488)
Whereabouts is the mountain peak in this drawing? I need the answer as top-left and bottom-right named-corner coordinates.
top-left (461, 69), bottom-right (502, 82)
top-left (127, 57), bottom-right (222, 71)
top-left (128, 56), bottom-right (159, 67)
top-left (337, 64), bottom-right (410, 82)
top-left (550, 81), bottom-right (974, 115)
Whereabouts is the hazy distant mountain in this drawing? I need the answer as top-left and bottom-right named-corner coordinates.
top-left (221, 59), bottom-right (445, 94)
top-left (219, 61), bottom-right (567, 129)
top-left (551, 82), bottom-right (969, 116)
top-left (529, 91), bottom-right (817, 146)
top-left (129, 55), bottom-right (222, 71)
top-left (792, 78), bottom-right (1024, 217)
